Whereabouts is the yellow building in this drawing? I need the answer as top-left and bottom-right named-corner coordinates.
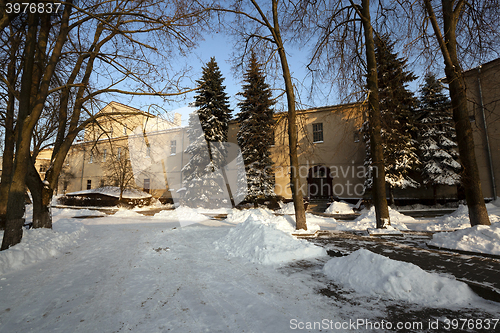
top-left (56, 101), bottom-right (367, 202)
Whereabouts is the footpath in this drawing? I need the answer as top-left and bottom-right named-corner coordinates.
top-left (305, 230), bottom-right (500, 303)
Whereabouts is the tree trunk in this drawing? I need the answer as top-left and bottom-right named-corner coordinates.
top-left (360, 0), bottom-right (390, 228)
top-left (424, 0), bottom-right (490, 226)
top-left (2, 3), bottom-right (72, 250)
top-left (1, 12), bottom-right (39, 250)
top-left (271, 0), bottom-right (307, 230)
top-left (0, 32), bottom-right (19, 229)
top-left (26, 162), bottom-right (52, 229)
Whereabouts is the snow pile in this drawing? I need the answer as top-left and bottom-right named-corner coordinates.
top-left (325, 201), bottom-right (355, 214)
top-left (214, 213), bottom-right (326, 265)
top-left (152, 206), bottom-right (209, 222)
top-left (414, 204), bottom-right (500, 231)
top-left (350, 207), bottom-right (412, 230)
top-left (277, 201), bottom-right (296, 214)
top-left (323, 249), bottom-right (477, 306)
top-left (367, 225), bottom-right (403, 235)
top-left (113, 208), bottom-right (144, 218)
top-left (429, 223), bottom-right (500, 255)
top-left (0, 224), bottom-right (86, 275)
top-left (227, 208), bottom-right (321, 234)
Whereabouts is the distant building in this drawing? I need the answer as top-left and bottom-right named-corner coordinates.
top-left (33, 58), bottom-right (500, 204)
top-left (463, 57), bottom-right (500, 200)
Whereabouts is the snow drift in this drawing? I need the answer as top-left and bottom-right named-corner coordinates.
top-left (323, 249), bottom-right (477, 306)
top-left (215, 210), bottom-right (326, 265)
top-left (0, 221), bottom-right (86, 276)
top-left (324, 201), bottom-right (355, 214)
top-left (429, 223), bottom-right (500, 255)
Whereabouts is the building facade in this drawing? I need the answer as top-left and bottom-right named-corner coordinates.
top-left (463, 57), bottom-right (500, 200)
top-left (38, 58), bottom-right (500, 203)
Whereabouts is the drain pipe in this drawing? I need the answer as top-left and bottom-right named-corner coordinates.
top-left (478, 66), bottom-right (497, 199)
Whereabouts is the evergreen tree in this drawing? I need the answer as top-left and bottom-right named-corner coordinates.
top-left (182, 57), bottom-right (232, 207)
top-left (364, 35), bottom-right (420, 203)
top-left (417, 73), bottom-right (461, 199)
top-left (236, 53), bottom-right (276, 204)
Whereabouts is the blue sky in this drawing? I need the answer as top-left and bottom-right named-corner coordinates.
top-left (121, 33), bottom-right (332, 127)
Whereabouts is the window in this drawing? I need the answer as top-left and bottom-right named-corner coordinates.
top-left (170, 140), bottom-right (177, 155)
top-left (39, 165), bottom-right (46, 173)
top-left (89, 153), bottom-right (93, 164)
top-left (312, 123), bottom-right (323, 143)
top-left (143, 178), bottom-right (150, 193)
top-left (87, 179), bottom-right (92, 190)
top-left (123, 125), bottom-right (127, 135)
top-left (117, 147), bottom-right (122, 159)
top-left (102, 149), bottom-right (107, 162)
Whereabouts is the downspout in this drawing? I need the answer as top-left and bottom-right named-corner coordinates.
top-left (478, 66), bottom-right (497, 199)
top-left (80, 145), bottom-right (85, 191)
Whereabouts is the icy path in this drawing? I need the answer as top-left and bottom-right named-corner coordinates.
top-left (0, 220), bottom-right (338, 332)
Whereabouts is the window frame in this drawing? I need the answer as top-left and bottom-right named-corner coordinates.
top-left (312, 123), bottom-right (324, 143)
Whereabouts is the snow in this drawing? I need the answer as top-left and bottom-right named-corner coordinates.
top-left (72, 209), bottom-right (107, 217)
top-left (214, 212), bottom-right (327, 265)
top-left (112, 208), bottom-right (144, 218)
top-left (411, 203), bottom-right (500, 231)
top-left (227, 208), bottom-right (321, 234)
top-left (1, 204), bottom-right (500, 331)
top-left (349, 206), bottom-right (412, 231)
top-left (429, 223), bottom-right (500, 255)
top-left (0, 207), bottom-right (343, 332)
top-left (324, 201), bottom-right (355, 214)
top-left (277, 201), bottom-right (295, 214)
top-left (323, 249), bottom-right (479, 306)
top-left (66, 186), bottom-right (152, 199)
top-left (0, 208), bottom-right (86, 276)
top-left (152, 206), bottom-right (209, 224)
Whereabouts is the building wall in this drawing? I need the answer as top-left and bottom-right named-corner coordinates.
top-left (463, 58), bottom-right (500, 200)
top-left (267, 104), bottom-right (366, 199)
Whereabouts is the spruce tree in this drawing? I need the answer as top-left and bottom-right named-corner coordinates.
top-left (236, 53), bottom-right (276, 205)
top-left (363, 35), bottom-right (420, 204)
top-left (182, 57), bottom-right (232, 207)
top-left (417, 73), bottom-right (461, 200)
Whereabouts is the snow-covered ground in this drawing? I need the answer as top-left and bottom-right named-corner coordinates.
top-left (1, 204), bottom-right (499, 332)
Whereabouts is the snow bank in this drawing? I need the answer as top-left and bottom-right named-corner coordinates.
top-left (0, 222), bottom-right (85, 276)
top-left (429, 223), bottom-right (500, 255)
top-left (325, 201), bottom-right (355, 214)
top-left (414, 204), bottom-right (500, 231)
top-left (215, 213), bottom-right (326, 265)
top-left (349, 207), bottom-right (412, 231)
top-left (113, 208), bottom-right (144, 218)
top-left (152, 206), bottom-right (209, 223)
top-left (227, 208), bottom-right (321, 234)
top-left (277, 201), bottom-right (295, 214)
top-left (323, 249), bottom-right (477, 306)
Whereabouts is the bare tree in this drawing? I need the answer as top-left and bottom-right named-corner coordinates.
top-left (287, 0), bottom-right (390, 228)
top-left (419, 0), bottom-right (500, 226)
top-left (219, 0), bottom-right (308, 230)
top-left (0, 0), bottom-right (210, 250)
top-left (102, 145), bottom-right (136, 201)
